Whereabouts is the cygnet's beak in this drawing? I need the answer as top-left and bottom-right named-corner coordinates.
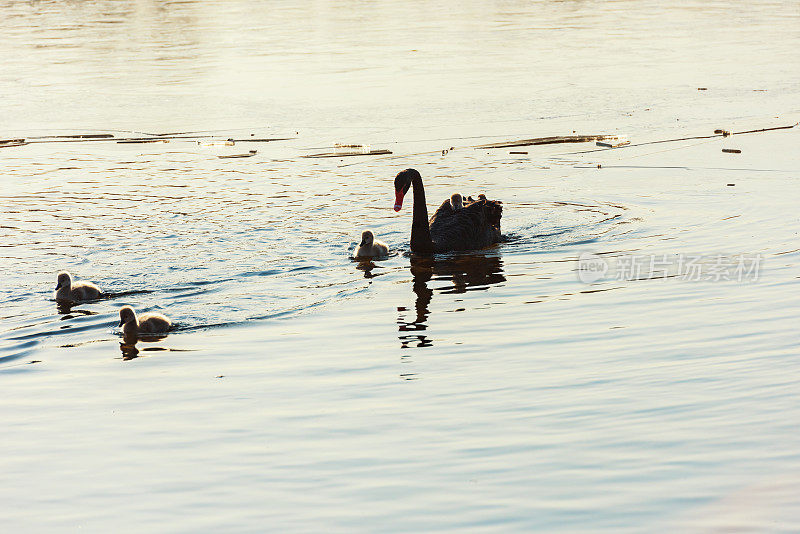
top-left (118, 318), bottom-right (125, 327)
top-left (55, 283), bottom-right (62, 290)
top-left (394, 190), bottom-right (405, 212)
top-left (359, 240), bottom-right (366, 247)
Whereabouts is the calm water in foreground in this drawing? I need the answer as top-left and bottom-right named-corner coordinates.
top-left (1, 1), bottom-right (800, 531)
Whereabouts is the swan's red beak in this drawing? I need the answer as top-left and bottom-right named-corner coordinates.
top-left (394, 190), bottom-right (405, 212)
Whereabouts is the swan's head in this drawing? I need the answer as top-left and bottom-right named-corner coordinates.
top-left (393, 168), bottom-right (419, 212)
top-left (450, 193), bottom-right (463, 210)
top-left (55, 271), bottom-right (72, 291)
top-left (360, 230), bottom-right (374, 247)
top-left (119, 306), bottom-right (137, 327)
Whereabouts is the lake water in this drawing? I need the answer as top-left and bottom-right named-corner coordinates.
top-left (1, 1), bottom-right (799, 531)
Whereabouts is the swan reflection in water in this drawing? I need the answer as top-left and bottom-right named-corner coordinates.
top-left (119, 331), bottom-right (170, 361)
top-left (397, 252), bottom-right (506, 348)
top-left (355, 259), bottom-right (380, 279)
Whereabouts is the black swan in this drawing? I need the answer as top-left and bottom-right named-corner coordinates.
top-left (393, 168), bottom-right (502, 253)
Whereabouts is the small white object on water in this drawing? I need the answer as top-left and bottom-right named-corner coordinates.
top-left (118, 306), bottom-right (172, 336)
top-left (198, 139), bottom-right (235, 147)
top-left (355, 230), bottom-right (389, 259)
top-left (55, 271), bottom-right (102, 303)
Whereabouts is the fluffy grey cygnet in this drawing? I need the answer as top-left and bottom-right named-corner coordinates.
top-left (450, 193), bottom-right (463, 210)
top-left (118, 306), bottom-right (172, 336)
top-left (355, 230), bottom-right (389, 258)
top-left (55, 271), bottom-right (102, 302)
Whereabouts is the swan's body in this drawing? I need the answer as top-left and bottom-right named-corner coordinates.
top-left (450, 193), bottom-right (463, 211)
top-left (119, 306), bottom-right (172, 337)
top-left (393, 169), bottom-right (502, 253)
top-left (55, 271), bottom-right (102, 302)
top-left (355, 230), bottom-right (389, 258)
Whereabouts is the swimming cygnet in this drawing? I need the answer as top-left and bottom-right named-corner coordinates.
top-left (55, 271), bottom-right (102, 302)
top-left (355, 230), bottom-right (389, 258)
top-left (118, 306), bottom-right (172, 337)
top-left (450, 193), bottom-right (463, 211)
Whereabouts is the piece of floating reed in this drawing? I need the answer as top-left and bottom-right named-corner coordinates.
top-left (116, 139), bottom-right (169, 144)
top-left (199, 140), bottom-right (236, 147)
top-left (596, 139), bottom-right (631, 148)
top-left (475, 134), bottom-right (620, 149)
top-left (0, 138), bottom-right (27, 148)
top-left (722, 148), bottom-right (742, 153)
top-left (23, 134), bottom-right (295, 145)
top-left (30, 133), bottom-right (115, 139)
top-left (228, 138), bottom-right (294, 143)
top-left (218, 150), bottom-right (257, 159)
top-left (304, 149), bottom-right (392, 158)
top-left (509, 151), bottom-right (528, 154)
top-left (569, 122), bottom-right (797, 154)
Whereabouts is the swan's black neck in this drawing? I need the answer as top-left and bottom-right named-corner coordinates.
top-left (410, 172), bottom-right (435, 253)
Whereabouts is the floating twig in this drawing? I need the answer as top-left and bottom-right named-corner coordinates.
top-left (304, 149), bottom-right (392, 158)
top-left (475, 134), bottom-right (620, 149)
top-left (218, 150), bottom-right (257, 159)
top-left (0, 138), bottom-right (27, 148)
top-left (28, 133), bottom-right (115, 139)
top-left (116, 139), bottom-right (169, 144)
top-left (569, 122), bottom-right (797, 154)
top-left (596, 139), bottom-right (631, 148)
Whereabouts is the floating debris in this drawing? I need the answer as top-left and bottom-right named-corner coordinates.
top-left (117, 139), bottom-right (169, 144)
top-left (714, 129), bottom-right (731, 136)
top-left (596, 138), bottom-right (631, 148)
top-left (722, 148), bottom-right (742, 154)
top-left (698, 87), bottom-right (708, 91)
top-left (32, 133), bottom-right (115, 139)
top-left (229, 137), bottom-right (294, 143)
top-left (509, 151), bottom-right (528, 155)
top-left (569, 122), bottom-right (797, 155)
top-left (475, 134), bottom-right (621, 149)
top-left (199, 139), bottom-right (235, 147)
top-left (218, 150), bottom-right (257, 159)
top-left (304, 149), bottom-right (392, 158)
top-left (0, 138), bottom-right (27, 148)
top-left (727, 184), bottom-right (736, 186)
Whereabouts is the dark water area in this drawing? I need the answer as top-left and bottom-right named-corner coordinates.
top-left (1, 1), bottom-right (799, 531)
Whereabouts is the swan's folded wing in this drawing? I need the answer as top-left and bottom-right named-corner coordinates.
top-left (430, 200), bottom-right (500, 251)
top-left (430, 198), bottom-right (454, 224)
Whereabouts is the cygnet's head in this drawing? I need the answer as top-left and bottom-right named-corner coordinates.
top-left (119, 306), bottom-right (137, 327)
top-left (450, 193), bottom-right (463, 210)
top-left (360, 230), bottom-right (374, 247)
top-left (56, 271), bottom-right (72, 291)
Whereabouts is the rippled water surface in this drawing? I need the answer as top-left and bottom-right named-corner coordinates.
top-left (2, 1), bottom-right (800, 531)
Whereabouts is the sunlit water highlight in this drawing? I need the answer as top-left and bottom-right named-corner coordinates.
top-left (1, 1), bottom-right (799, 531)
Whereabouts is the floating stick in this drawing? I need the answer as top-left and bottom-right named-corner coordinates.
top-left (304, 149), bottom-right (392, 158)
top-left (475, 134), bottom-right (620, 149)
